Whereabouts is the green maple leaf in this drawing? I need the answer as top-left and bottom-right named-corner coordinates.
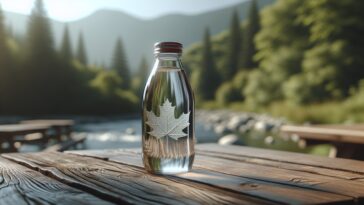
top-left (145, 99), bottom-right (190, 140)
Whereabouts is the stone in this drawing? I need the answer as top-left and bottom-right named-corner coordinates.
top-left (125, 128), bottom-right (136, 135)
top-left (218, 134), bottom-right (244, 145)
top-left (238, 125), bottom-right (250, 134)
top-left (214, 124), bottom-right (230, 136)
top-left (264, 136), bottom-right (275, 145)
top-left (226, 116), bottom-right (251, 131)
top-left (254, 121), bottom-right (275, 132)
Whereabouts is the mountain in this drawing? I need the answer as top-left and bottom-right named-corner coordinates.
top-left (3, 0), bottom-right (274, 70)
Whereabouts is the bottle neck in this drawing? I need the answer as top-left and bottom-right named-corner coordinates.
top-left (154, 53), bottom-right (183, 69)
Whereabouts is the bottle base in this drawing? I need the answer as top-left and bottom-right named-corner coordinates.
top-left (143, 154), bottom-right (194, 175)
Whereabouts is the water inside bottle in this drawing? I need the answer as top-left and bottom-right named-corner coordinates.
top-left (142, 66), bottom-right (195, 174)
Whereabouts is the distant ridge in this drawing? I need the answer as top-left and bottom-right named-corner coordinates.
top-left (4, 0), bottom-right (274, 69)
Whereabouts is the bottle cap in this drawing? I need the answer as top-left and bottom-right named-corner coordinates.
top-left (154, 42), bottom-right (183, 54)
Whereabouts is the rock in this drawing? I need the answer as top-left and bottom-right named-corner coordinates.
top-left (245, 119), bottom-right (256, 129)
top-left (208, 114), bottom-right (223, 124)
top-left (214, 124), bottom-right (230, 136)
top-left (218, 134), bottom-right (244, 145)
top-left (298, 139), bottom-right (306, 148)
top-left (238, 125), bottom-right (250, 134)
top-left (125, 128), bottom-right (136, 135)
top-left (226, 115), bottom-right (251, 131)
top-left (264, 136), bottom-right (275, 145)
top-left (254, 121), bottom-right (275, 132)
top-left (290, 134), bottom-right (300, 142)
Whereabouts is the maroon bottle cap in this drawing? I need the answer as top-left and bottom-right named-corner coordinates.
top-left (154, 42), bottom-right (183, 54)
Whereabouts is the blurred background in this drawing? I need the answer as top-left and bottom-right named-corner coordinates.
top-left (0, 0), bottom-right (363, 156)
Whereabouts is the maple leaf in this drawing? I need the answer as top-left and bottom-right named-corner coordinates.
top-left (145, 99), bottom-right (190, 140)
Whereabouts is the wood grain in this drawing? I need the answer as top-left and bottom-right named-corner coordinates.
top-left (281, 125), bottom-right (364, 144)
top-left (3, 152), bottom-right (270, 205)
top-left (67, 149), bottom-right (355, 205)
top-left (314, 124), bottom-right (364, 131)
top-left (196, 144), bottom-right (364, 174)
top-left (0, 157), bottom-right (110, 205)
top-left (196, 150), bottom-right (364, 180)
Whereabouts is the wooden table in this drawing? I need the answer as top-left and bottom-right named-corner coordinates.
top-left (21, 119), bottom-right (74, 142)
top-left (0, 124), bottom-right (50, 152)
top-left (281, 125), bottom-right (364, 159)
top-left (1, 144), bottom-right (364, 205)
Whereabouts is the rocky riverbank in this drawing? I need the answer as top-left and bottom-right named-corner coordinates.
top-left (196, 110), bottom-right (287, 145)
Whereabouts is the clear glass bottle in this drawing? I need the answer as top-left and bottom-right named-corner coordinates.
top-left (142, 42), bottom-right (195, 174)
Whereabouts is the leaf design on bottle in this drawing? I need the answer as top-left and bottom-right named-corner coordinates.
top-left (145, 99), bottom-right (190, 140)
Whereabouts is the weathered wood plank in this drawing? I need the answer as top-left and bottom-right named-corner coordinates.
top-left (69, 149), bottom-right (364, 202)
top-left (2, 152), bottom-right (271, 205)
top-left (21, 119), bottom-right (74, 127)
top-left (66, 149), bottom-right (355, 205)
top-left (0, 157), bottom-right (111, 205)
top-left (314, 124), bottom-right (364, 131)
top-left (44, 135), bottom-right (86, 152)
top-left (281, 125), bottom-right (364, 144)
top-left (197, 150), bottom-right (364, 180)
top-left (195, 155), bottom-right (364, 201)
top-left (67, 146), bottom-right (364, 180)
top-left (196, 144), bottom-right (364, 174)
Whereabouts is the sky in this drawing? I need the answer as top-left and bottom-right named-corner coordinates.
top-left (0, 0), bottom-right (245, 21)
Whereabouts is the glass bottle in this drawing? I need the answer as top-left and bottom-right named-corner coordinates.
top-left (142, 42), bottom-right (195, 174)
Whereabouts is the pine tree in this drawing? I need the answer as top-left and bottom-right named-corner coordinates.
top-left (242, 0), bottom-right (260, 69)
top-left (24, 0), bottom-right (57, 113)
top-left (60, 24), bottom-right (73, 61)
top-left (225, 10), bottom-right (241, 80)
top-left (6, 24), bottom-right (13, 38)
top-left (111, 37), bottom-right (130, 89)
top-left (0, 5), bottom-right (12, 112)
top-left (0, 5), bottom-right (10, 70)
top-left (26, 0), bottom-right (54, 61)
top-left (138, 55), bottom-right (149, 85)
top-left (76, 32), bottom-right (87, 65)
top-left (196, 28), bottom-right (221, 100)
top-left (134, 55), bottom-right (149, 95)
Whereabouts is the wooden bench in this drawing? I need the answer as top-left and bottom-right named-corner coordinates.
top-left (281, 124), bottom-right (364, 159)
top-left (1, 143), bottom-right (364, 204)
top-left (21, 119), bottom-right (75, 142)
top-left (0, 124), bottom-right (50, 152)
top-left (43, 134), bottom-right (86, 152)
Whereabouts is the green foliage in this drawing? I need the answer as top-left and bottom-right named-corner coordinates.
top-left (215, 71), bottom-right (249, 105)
top-left (215, 82), bottom-right (241, 105)
top-left (76, 32), bottom-right (88, 65)
top-left (0, 6), bottom-right (13, 113)
top-left (132, 55), bottom-right (150, 96)
top-left (60, 25), bottom-right (73, 61)
top-left (112, 38), bottom-right (130, 89)
top-left (20, 0), bottom-right (61, 114)
top-left (89, 70), bottom-right (138, 114)
top-left (91, 70), bottom-right (122, 96)
top-left (0, 0), bottom-right (138, 115)
top-left (193, 28), bottom-right (221, 101)
top-left (115, 89), bottom-right (139, 105)
top-left (297, 0), bottom-right (364, 102)
top-left (232, 71), bottom-right (249, 92)
top-left (26, 0), bottom-right (55, 60)
top-left (241, 0), bottom-right (260, 69)
top-left (225, 10), bottom-right (241, 80)
top-left (250, 0), bottom-right (364, 106)
top-left (184, 5), bottom-right (263, 105)
top-left (244, 69), bottom-right (276, 107)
